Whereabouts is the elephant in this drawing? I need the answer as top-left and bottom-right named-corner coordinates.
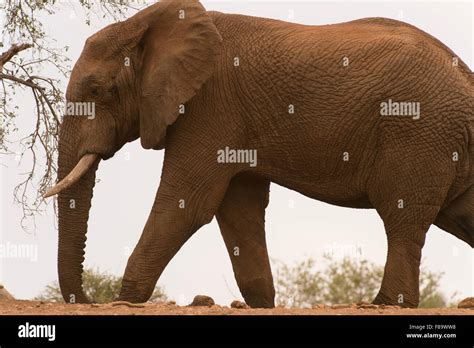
top-left (44, 0), bottom-right (473, 308)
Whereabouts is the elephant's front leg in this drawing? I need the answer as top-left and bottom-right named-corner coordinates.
top-left (216, 173), bottom-right (275, 308)
top-left (118, 166), bottom-right (232, 303)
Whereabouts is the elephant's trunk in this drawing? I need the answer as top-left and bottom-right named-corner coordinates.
top-left (56, 122), bottom-right (99, 304)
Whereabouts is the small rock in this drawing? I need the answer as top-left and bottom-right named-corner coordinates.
top-left (0, 285), bottom-right (15, 301)
top-left (230, 300), bottom-right (248, 309)
top-left (166, 301), bottom-right (176, 306)
top-left (331, 303), bottom-right (351, 309)
top-left (356, 301), bottom-right (371, 306)
top-left (111, 301), bottom-right (145, 308)
top-left (90, 303), bottom-right (100, 308)
top-left (377, 304), bottom-right (401, 310)
top-left (458, 297), bottom-right (474, 309)
top-left (357, 303), bottom-right (379, 309)
top-left (188, 295), bottom-right (215, 307)
top-left (381, 305), bottom-right (402, 310)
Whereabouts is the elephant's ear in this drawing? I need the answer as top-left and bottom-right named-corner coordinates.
top-left (136, 0), bottom-right (222, 149)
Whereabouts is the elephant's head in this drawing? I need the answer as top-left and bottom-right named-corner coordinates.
top-left (44, 0), bottom-right (221, 303)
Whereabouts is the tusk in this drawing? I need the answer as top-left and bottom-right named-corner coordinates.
top-left (43, 154), bottom-right (99, 198)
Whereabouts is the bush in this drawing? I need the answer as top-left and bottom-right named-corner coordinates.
top-left (35, 268), bottom-right (167, 303)
top-left (274, 256), bottom-right (455, 308)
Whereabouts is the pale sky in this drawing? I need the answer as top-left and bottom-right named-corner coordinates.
top-left (1, 0), bottom-right (473, 306)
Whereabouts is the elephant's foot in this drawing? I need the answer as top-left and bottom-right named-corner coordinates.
top-left (240, 278), bottom-right (275, 308)
top-left (372, 291), bottom-right (417, 308)
top-left (372, 236), bottom-right (426, 309)
top-left (116, 294), bottom-right (147, 303)
top-left (372, 241), bottom-right (423, 309)
top-left (117, 279), bottom-right (152, 303)
top-left (216, 174), bottom-right (275, 309)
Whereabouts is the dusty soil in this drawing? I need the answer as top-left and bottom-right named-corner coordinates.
top-left (0, 299), bottom-right (473, 315)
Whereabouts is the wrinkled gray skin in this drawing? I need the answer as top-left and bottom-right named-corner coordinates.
top-left (51, 0), bottom-right (473, 307)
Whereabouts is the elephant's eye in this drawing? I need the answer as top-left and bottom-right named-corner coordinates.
top-left (108, 84), bottom-right (118, 96)
top-left (90, 87), bottom-right (100, 97)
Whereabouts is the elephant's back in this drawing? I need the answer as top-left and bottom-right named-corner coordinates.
top-left (210, 12), bottom-right (472, 79)
top-left (348, 17), bottom-right (472, 77)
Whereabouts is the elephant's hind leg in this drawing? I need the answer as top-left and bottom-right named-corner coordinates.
top-left (216, 173), bottom-right (275, 308)
top-left (434, 185), bottom-right (474, 247)
top-left (368, 140), bottom-right (457, 307)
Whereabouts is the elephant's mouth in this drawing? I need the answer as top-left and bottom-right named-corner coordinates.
top-left (44, 139), bottom-right (121, 198)
top-left (43, 153), bottom-right (100, 198)
top-left (99, 151), bottom-right (115, 161)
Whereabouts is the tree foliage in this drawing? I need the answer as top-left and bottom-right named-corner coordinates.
top-left (1, 0), bottom-right (145, 226)
top-left (35, 267), bottom-right (168, 303)
top-left (274, 256), bottom-right (455, 308)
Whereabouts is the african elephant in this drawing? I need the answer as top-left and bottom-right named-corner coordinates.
top-left (45, 0), bottom-right (473, 308)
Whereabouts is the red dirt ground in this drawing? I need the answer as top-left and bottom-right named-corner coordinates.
top-left (0, 300), bottom-right (473, 315)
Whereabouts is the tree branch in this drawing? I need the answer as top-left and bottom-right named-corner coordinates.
top-left (0, 43), bottom-right (33, 71)
top-left (0, 73), bottom-right (45, 90)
